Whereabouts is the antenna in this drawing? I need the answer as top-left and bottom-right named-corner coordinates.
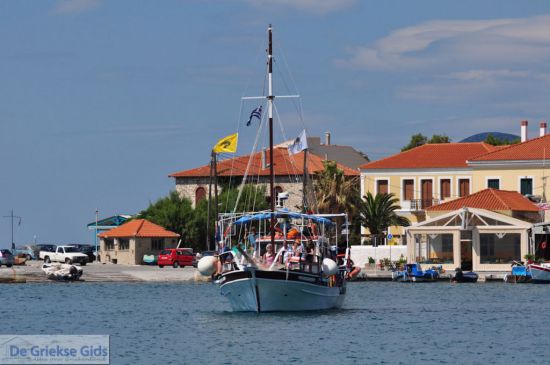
top-left (3, 210), bottom-right (22, 250)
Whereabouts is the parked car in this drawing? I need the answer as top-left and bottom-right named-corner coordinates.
top-left (158, 248), bottom-right (194, 268)
top-left (35, 244), bottom-right (55, 256)
top-left (13, 245), bottom-right (39, 260)
top-left (0, 249), bottom-right (15, 267)
top-left (39, 245), bottom-right (88, 266)
top-left (70, 244), bottom-right (96, 262)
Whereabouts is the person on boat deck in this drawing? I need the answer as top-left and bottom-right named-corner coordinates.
top-left (283, 241), bottom-right (294, 264)
top-left (215, 242), bottom-right (233, 277)
top-left (279, 241), bottom-right (290, 264)
top-left (262, 243), bottom-right (276, 266)
top-left (304, 241), bottom-right (315, 272)
top-left (247, 227), bottom-right (258, 256)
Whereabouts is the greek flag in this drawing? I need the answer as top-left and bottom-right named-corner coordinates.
top-left (288, 129), bottom-right (308, 155)
top-left (246, 106), bottom-right (262, 126)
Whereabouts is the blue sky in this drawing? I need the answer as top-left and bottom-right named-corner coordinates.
top-left (2, 0), bottom-right (550, 245)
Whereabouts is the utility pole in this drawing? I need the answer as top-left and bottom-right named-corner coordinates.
top-left (95, 209), bottom-right (99, 263)
top-left (3, 210), bottom-right (22, 250)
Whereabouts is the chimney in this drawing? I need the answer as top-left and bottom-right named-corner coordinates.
top-left (521, 120), bottom-right (528, 142)
top-left (261, 148), bottom-right (267, 169)
top-left (324, 132), bottom-right (331, 146)
top-left (540, 121), bottom-right (547, 137)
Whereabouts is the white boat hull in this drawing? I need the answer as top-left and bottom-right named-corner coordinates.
top-left (219, 269), bottom-right (346, 312)
top-left (529, 264), bottom-right (550, 283)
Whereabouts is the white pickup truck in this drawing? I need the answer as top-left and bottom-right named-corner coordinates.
top-left (40, 245), bottom-right (88, 266)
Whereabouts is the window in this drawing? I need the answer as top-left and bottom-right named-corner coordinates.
top-left (152, 239), bottom-right (164, 250)
top-left (458, 179), bottom-right (470, 197)
top-left (487, 179), bottom-right (500, 189)
top-left (440, 179), bottom-right (451, 199)
top-left (480, 233), bottom-right (521, 264)
top-left (377, 180), bottom-right (388, 195)
top-left (403, 180), bottom-right (414, 201)
top-left (520, 178), bottom-right (533, 195)
top-left (195, 187), bottom-right (207, 204)
top-left (104, 239), bottom-right (114, 250)
top-left (119, 239), bottom-right (129, 251)
top-left (422, 234), bottom-right (454, 264)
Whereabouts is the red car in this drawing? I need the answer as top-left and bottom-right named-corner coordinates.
top-left (158, 248), bottom-right (194, 268)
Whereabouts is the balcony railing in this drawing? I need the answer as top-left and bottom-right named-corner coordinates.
top-left (402, 198), bottom-right (440, 211)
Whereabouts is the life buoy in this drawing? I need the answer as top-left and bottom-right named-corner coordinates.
top-left (542, 241), bottom-right (547, 250)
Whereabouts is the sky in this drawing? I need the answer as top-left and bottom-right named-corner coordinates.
top-left (3, 0), bottom-right (550, 245)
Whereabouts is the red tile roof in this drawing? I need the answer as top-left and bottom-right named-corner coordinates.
top-left (470, 134), bottom-right (550, 162)
top-left (98, 219), bottom-right (180, 238)
top-left (361, 143), bottom-right (497, 170)
top-left (169, 147), bottom-right (359, 178)
top-left (426, 188), bottom-right (540, 212)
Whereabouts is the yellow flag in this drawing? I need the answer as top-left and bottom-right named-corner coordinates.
top-left (213, 133), bottom-right (238, 153)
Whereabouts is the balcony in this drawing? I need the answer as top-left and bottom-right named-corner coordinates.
top-left (401, 198), bottom-right (440, 211)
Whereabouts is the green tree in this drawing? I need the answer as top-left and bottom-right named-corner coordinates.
top-left (314, 160), bottom-right (360, 215)
top-left (484, 133), bottom-right (520, 146)
top-left (138, 191), bottom-right (200, 249)
top-left (428, 134), bottom-right (451, 144)
top-left (359, 192), bottom-right (411, 245)
top-left (401, 133), bottom-right (451, 151)
top-left (401, 133), bottom-right (428, 151)
top-left (313, 161), bottom-right (362, 244)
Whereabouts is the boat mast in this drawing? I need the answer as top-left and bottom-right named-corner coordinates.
top-left (206, 151), bottom-right (214, 251)
top-left (268, 24), bottom-right (275, 247)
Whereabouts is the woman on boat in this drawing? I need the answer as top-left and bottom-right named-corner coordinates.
top-left (262, 243), bottom-right (276, 266)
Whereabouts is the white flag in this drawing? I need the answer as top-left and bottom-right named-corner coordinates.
top-left (288, 129), bottom-right (308, 155)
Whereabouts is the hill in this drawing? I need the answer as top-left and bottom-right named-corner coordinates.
top-left (460, 132), bottom-right (519, 143)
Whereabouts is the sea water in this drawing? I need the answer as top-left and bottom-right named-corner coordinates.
top-left (2, 281), bottom-right (548, 364)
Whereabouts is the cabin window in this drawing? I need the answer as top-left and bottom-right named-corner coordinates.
top-left (480, 233), bottom-right (521, 264)
top-left (487, 179), bottom-right (500, 189)
top-left (152, 239), bottom-right (164, 250)
top-left (440, 179), bottom-right (451, 199)
top-left (119, 239), bottom-right (129, 251)
top-left (376, 180), bottom-right (388, 195)
top-left (520, 178), bottom-right (533, 195)
top-left (195, 187), bottom-right (207, 204)
top-left (403, 180), bottom-right (414, 201)
top-left (104, 239), bottom-right (114, 250)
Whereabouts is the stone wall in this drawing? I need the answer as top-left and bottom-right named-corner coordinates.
top-left (175, 176), bottom-right (306, 210)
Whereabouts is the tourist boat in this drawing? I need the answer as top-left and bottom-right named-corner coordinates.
top-left (528, 262), bottom-right (550, 283)
top-left (392, 263), bottom-right (439, 282)
top-left (450, 268), bottom-right (478, 283)
top-left (197, 25), bottom-right (351, 312)
top-left (503, 262), bottom-right (532, 283)
top-left (41, 263), bottom-right (83, 281)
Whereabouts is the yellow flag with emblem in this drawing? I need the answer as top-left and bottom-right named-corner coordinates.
top-left (213, 133), bottom-right (238, 153)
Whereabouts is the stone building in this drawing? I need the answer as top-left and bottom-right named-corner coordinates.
top-left (99, 219), bottom-right (180, 265)
top-left (169, 146), bottom-right (360, 209)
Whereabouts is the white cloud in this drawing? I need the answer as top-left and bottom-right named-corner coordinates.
top-left (338, 14), bottom-right (550, 71)
top-left (243, 0), bottom-right (356, 15)
top-left (52, 0), bottom-right (101, 15)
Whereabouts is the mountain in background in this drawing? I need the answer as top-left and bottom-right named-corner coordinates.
top-left (460, 132), bottom-right (520, 143)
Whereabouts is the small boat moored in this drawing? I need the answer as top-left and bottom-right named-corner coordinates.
top-left (42, 263), bottom-right (83, 281)
top-left (392, 263), bottom-right (439, 282)
top-left (504, 262), bottom-right (532, 283)
top-left (528, 262), bottom-right (550, 283)
top-left (451, 268), bottom-right (478, 283)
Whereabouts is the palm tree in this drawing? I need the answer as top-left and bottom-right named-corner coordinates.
top-left (359, 192), bottom-right (410, 245)
top-left (313, 160), bottom-right (360, 216)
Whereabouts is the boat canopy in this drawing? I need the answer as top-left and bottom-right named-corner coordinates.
top-left (233, 211), bottom-right (333, 226)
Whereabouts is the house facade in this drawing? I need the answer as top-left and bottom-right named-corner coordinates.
top-left (360, 142), bottom-right (498, 242)
top-left (360, 121), bottom-right (550, 244)
top-left (99, 219), bottom-right (180, 265)
top-left (170, 146), bottom-right (359, 209)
